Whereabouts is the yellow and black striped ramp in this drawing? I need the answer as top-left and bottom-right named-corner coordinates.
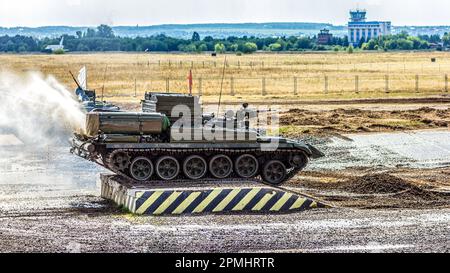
top-left (100, 175), bottom-right (328, 216)
top-left (132, 188), bottom-right (326, 215)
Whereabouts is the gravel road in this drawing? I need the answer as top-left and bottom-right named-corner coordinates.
top-left (1, 132), bottom-right (449, 253)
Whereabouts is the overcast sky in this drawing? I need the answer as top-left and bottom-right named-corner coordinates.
top-left (0, 0), bottom-right (449, 27)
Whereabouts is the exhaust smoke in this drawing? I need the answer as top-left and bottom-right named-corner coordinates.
top-left (0, 71), bottom-right (85, 147)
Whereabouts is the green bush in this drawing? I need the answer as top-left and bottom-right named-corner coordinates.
top-left (347, 45), bottom-right (354, 54)
top-left (53, 49), bottom-right (65, 54)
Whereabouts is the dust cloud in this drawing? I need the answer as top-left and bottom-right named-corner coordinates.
top-left (0, 71), bottom-right (85, 147)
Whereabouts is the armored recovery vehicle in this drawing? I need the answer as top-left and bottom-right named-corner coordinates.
top-left (70, 92), bottom-right (323, 185)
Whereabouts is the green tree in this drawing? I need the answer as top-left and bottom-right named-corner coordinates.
top-left (179, 43), bottom-right (197, 52)
top-left (443, 33), bottom-right (450, 46)
top-left (85, 28), bottom-right (96, 38)
top-left (268, 43), bottom-right (282, 51)
top-left (362, 39), bottom-right (377, 50)
top-left (230, 43), bottom-right (239, 52)
top-left (197, 43), bottom-right (208, 52)
top-left (97, 25), bottom-right (115, 38)
top-left (295, 37), bottom-right (312, 49)
top-left (191, 32), bottom-right (200, 42)
top-left (214, 43), bottom-right (226, 53)
top-left (242, 42), bottom-right (257, 54)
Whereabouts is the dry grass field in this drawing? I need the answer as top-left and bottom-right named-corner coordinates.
top-left (1, 51), bottom-right (450, 104)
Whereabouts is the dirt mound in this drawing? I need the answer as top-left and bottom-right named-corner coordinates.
top-left (280, 107), bottom-right (450, 137)
top-left (337, 173), bottom-right (444, 200)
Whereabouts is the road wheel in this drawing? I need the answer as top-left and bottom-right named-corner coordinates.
top-left (235, 154), bottom-right (259, 178)
top-left (156, 156), bottom-right (180, 181)
top-left (209, 155), bottom-right (233, 179)
top-left (262, 160), bottom-right (287, 185)
top-left (111, 152), bottom-right (131, 171)
top-left (183, 155), bottom-right (208, 180)
top-left (130, 157), bottom-right (154, 181)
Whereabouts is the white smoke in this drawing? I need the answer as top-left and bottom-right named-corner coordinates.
top-left (0, 71), bottom-right (85, 146)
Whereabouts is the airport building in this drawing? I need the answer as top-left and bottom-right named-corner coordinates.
top-left (348, 9), bottom-right (391, 46)
top-left (317, 29), bottom-right (333, 45)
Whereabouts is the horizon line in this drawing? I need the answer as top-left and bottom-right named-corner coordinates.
top-left (2, 22), bottom-right (450, 29)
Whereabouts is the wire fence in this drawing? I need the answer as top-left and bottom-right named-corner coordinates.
top-left (128, 60), bottom-right (450, 74)
top-left (105, 73), bottom-right (450, 98)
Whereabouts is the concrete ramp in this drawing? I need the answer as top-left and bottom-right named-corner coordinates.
top-left (100, 174), bottom-right (328, 216)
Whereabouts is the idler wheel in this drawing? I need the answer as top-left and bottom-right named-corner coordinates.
top-left (262, 160), bottom-right (287, 185)
top-left (111, 152), bottom-right (131, 171)
top-left (209, 155), bottom-right (233, 179)
top-left (290, 153), bottom-right (309, 169)
top-left (183, 155), bottom-right (208, 180)
top-left (156, 156), bottom-right (180, 181)
top-left (235, 154), bottom-right (259, 178)
top-left (130, 157), bottom-right (154, 181)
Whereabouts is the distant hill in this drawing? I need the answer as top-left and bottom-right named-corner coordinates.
top-left (0, 23), bottom-right (345, 39)
top-left (1, 23), bottom-right (450, 39)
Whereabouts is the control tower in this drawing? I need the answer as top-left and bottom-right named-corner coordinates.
top-left (350, 9), bottom-right (367, 22)
top-left (348, 9), bottom-right (391, 46)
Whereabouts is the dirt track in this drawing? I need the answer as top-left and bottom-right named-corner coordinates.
top-left (1, 127), bottom-right (450, 253)
top-left (1, 100), bottom-right (450, 253)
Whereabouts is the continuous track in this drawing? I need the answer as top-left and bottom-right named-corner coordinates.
top-left (103, 148), bottom-right (306, 186)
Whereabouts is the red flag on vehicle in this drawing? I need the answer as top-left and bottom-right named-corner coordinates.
top-left (188, 69), bottom-right (193, 95)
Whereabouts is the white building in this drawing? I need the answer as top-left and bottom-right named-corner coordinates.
top-left (348, 9), bottom-right (391, 46)
top-left (45, 37), bottom-right (65, 52)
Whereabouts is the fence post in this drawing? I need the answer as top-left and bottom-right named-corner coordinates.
top-left (191, 61), bottom-right (194, 69)
top-left (324, 75), bottom-right (328, 93)
top-left (230, 77), bottom-right (235, 96)
top-left (198, 77), bottom-right (203, 96)
top-left (355, 75), bottom-right (359, 94)
top-left (166, 78), bottom-right (170, 93)
top-left (445, 74), bottom-right (448, 93)
top-left (134, 78), bottom-right (137, 97)
top-left (262, 77), bottom-right (266, 96)
top-left (385, 75), bottom-right (389, 93)
top-left (294, 77), bottom-right (298, 96)
top-left (415, 75), bottom-right (419, 93)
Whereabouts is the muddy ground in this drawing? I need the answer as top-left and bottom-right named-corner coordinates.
top-left (1, 102), bottom-right (450, 253)
top-left (280, 106), bottom-right (450, 137)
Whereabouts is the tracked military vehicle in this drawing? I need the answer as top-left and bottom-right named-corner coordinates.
top-left (70, 92), bottom-right (323, 185)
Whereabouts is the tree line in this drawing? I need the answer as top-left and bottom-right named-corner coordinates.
top-left (0, 25), bottom-right (449, 53)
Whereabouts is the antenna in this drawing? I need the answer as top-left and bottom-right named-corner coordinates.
top-left (69, 70), bottom-right (82, 90)
top-left (217, 56), bottom-right (227, 117)
top-left (101, 65), bottom-right (108, 102)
